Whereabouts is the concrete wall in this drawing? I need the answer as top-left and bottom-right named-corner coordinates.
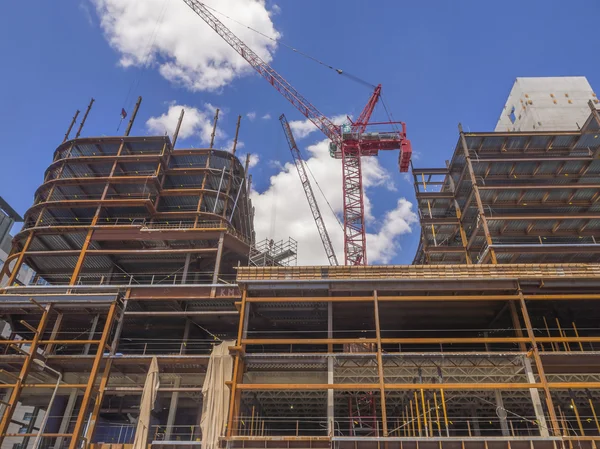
top-left (3, 404), bottom-right (45, 449)
top-left (495, 76), bottom-right (598, 132)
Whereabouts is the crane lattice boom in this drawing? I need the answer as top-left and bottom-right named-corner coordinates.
top-left (280, 114), bottom-right (338, 266)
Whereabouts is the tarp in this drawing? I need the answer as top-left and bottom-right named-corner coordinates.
top-left (200, 340), bottom-right (235, 449)
top-left (132, 356), bottom-right (160, 449)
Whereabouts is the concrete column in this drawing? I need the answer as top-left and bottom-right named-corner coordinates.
top-left (83, 314), bottom-right (100, 355)
top-left (181, 253), bottom-right (191, 284)
top-left (211, 233), bottom-right (226, 285)
top-left (55, 390), bottom-right (78, 449)
top-left (470, 406), bottom-right (481, 436)
top-left (524, 356), bottom-right (549, 436)
top-left (165, 320), bottom-right (191, 440)
top-left (495, 390), bottom-right (510, 436)
top-left (327, 302), bottom-right (334, 435)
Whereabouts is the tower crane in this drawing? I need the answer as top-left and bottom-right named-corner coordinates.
top-left (280, 114), bottom-right (339, 266)
top-left (181, 1), bottom-right (412, 265)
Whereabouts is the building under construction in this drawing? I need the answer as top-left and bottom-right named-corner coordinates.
top-left (1, 78), bottom-right (600, 449)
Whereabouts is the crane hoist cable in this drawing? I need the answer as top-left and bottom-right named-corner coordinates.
top-left (202, 3), bottom-right (376, 89)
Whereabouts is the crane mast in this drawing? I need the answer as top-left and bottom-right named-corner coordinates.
top-left (181, 0), bottom-right (412, 265)
top-left (280, 114), bottom-right (339, 266)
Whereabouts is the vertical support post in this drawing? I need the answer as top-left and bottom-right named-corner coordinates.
top-left (458, 123), bottom-right (497, 264)
top-left (0, 305), bottom-right (52, 447)
top-left (227, 288), bottom-right (248, 437)
top-left (166, 319), bottom-right (191, 439)
top-left (209, 108), bottom-right (220, 149)
top-left (181, 253), bottom-right (191, 284)
top-left (64, 110), bottom-right (80, 142)
top-left (124, 96), bottom-right (142, 137)
top-left (69, 302), bottom-right (117, 449)
top-left (44, 312), bottom-right (63, 355)
top-left (232, 115), bottom-right (242, 155)
top-left (373, 290), bottom-right (388, 437)
top-left (517, 288), bottom-right (559, 437)
top-left (83, 314), bottom-right (100, 355)
top-left (495, 390), bottom-right (510, 436)
top-left (75, 98), bottom-right (95, 139)
top-left (172, 109), bottom-right (185, 148)
top-left (327, 301), bottom-right (334, 435)
top-left (470, 406), bottom-right (481, 436)
top-left (211, 232), bottom-right (226, 293)
top-left (55, 390), bottom-right (78, 449)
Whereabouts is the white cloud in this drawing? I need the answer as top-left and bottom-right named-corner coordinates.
top-left (146, 103), bottom-right (225, 146)
top-left (246, 112), bottom-right (257, 121)
top-left (251, 138), bottom-right (417, 265)
top-left (92, 0), bottom-right (280, 91)
top-left (271, 4), bottom-right (281, 15)
top-left (261, 113), bottom-right (271, 120)
top-left (289, 114), bottom-right (348, 139)
top-left (79, 1), bottom-right (94, 26)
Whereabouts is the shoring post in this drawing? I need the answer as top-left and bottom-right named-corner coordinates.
top-left (569, 391), bottom-right (585, 436)
top-left (433, 392), bottom-right (442, 437)
top-left (440, 389), bottom-right (450, 437)
top-left (209, 108), bottom-right (220, 149)
top-left (172, 108), bottom-right (185, 147)
top-left (69, 302), bottom-right (117, 449)
top-left (458, 123), bottom-right (497, 264)
top-left (373, 290), bottom-right (388, 437)
top-left (75, 98), bottom-right (95, 139)
top-left (64, 110), bottom-right (80, 143)
top-left (572, 322), bottom-right (584, 352)
top-left (517, 286), bottom-right (561, 437)
top-left (124, 96), bottom-right (142, 137)
top-left (414, 391), bottom-right (422, 436)
top-left (0, 304), bottom-right (52, 447)
top-left (587, 391), bottom-right (600, 434)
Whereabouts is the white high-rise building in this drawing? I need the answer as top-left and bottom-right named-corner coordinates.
top-left (495, 76), bottom-right (598, 132)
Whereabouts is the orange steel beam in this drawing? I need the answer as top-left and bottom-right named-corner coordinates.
top-left (0, 304), bottom-right (52, 447)
top-left (245, 295), bottom-right (520, 303)
top-left (517, 288), bottom-right (560, 436)
top-left (242, 337), bottom-right (527, 345)
top-left (84, 292), bottom-right (129, 443)
top-left (68, 302), bottom-right (117, 449)
top-left (69, 133), bottom-right (134, 284)
top-left (236, 383), bottom-right (542, 391)
top-left (459, 123), bottom-right (497, 264)
top-left (0, 384), bottom-right (87, 389)
top-left (373, 290), bottom-right (388, 436)
top-left (227, 287), bottom-right (248, 437)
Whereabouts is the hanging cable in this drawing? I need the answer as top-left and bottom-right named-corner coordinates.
top-left (202, 3), bottom-right (375, 89)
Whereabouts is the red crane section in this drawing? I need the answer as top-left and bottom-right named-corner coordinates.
top-left (181, 0), bottom-right (412, 265)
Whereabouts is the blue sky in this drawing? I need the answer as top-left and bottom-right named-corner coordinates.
top-left (1, 0), bottom-right (599, 264)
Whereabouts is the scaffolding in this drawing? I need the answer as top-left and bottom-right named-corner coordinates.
top-left (249, 237), bottom-right (297, 267)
